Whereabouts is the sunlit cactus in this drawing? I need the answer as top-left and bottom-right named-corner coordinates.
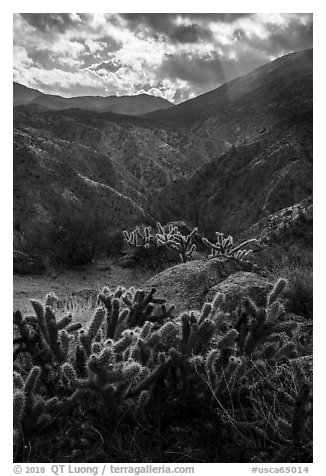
top-left (123, 225), bottom-right (155, 249)
top-left (13, 270), bottom-right (311, 464)
top-left (156, 222), bottom-right (198, 262)
top-left (202, 231), bottom-right (259, 263)
top-left (123, 221), bottom-right (198, 262)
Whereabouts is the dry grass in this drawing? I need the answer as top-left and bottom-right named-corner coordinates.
top-left (264, 262), bottom-right (313, 320)
top-left (13, 259), bottom-right (154, 319)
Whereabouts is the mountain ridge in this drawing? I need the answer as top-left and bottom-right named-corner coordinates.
top-left (13, 81), bottom-right (173, 115)
top-left (145, 48), bottom-right (312, 126)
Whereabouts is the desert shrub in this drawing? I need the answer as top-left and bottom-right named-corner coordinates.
top-left (264, 242), bottom-right (313, 269)
top-left (105, 231), bottom-right (125, 257)
top-left (13, 278), bottom-right (312, 463)
top-left (275, 211), bottom-right (313, 249)
top-left (119, 240), bottom-right (178, 272)
top-left (24, 206), bottom-right (110, 267)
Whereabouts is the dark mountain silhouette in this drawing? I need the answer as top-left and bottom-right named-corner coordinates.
top-left (13, 82), bottom-right (173, 115)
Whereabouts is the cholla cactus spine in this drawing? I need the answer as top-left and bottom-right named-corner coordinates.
top-left (13, 390), bottom-right (25, 427)
top-left (87, 307), bottom-right (106, 341)
top-left (267, 278), bottom-right (287, 306)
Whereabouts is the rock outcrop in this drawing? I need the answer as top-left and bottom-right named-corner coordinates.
top-left (206, 271), bottom-right (273, 323)
top-left (144, 258), bottom-right (246, 315)
top-left (13, 250), bottom-right (44, 275)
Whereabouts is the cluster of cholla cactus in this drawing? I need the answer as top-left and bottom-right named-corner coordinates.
top-left (13, 278), bottom-right (311, 463)
top-left (123, 222), bottom-right (198, 262)
top-left (202, 232), bottom-right (259, 262)
top-left (235, 278), bottom-right (300, 362)
top-left (13, 293), bottom-right (82, 378)
top-left (123, 223), bottom-right (262, 266)
top-left (13, 286), bottom-right (179, 445)
top-left (198, 279), bottom-right (312, 458)
top-left (13, 365), bottom-right (82, 444)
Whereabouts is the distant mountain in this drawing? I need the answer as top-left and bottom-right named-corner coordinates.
top-left (146, 48), bottom-right (312, 156)
top-left (13, 82), bottom-right (173, 115)
top-left (13, 82), bottom-right (43, 106)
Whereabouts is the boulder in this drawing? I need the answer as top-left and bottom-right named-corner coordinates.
top-left (144, 258), bottom-right (245, 315)
top-left (13, 250), bottom-right (44, 275)
top-left (206, 271), bottom-right (273, 324)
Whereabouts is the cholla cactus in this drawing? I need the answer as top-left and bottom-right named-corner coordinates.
top-left (235, 278), bottom-right (298, 362)
top-left (203, 232), bottom-right (258, 262)
top-left (79, 307), bottom-right (106, 356)
top-left (13, 366), bottom-right (58, 440)
top-left (156, 222), bottom-right (198, 262)
top-left (123, 225), bottom-right (155, 249)
top-left (123, 222), bottom-right (198, 262)
top-left (14, 294), bottom-right (82, 372)
top-left (99, 286), bottom-right (175, 333)
top-left (29, 299), bottom-right (78, 364)
top-left (13, 275), bottom-right (310, 462)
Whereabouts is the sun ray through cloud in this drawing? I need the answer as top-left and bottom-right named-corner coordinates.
top-left (13, 13), bottom-right (312, 102)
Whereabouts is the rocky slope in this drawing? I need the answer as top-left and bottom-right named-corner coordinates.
top-left (14, 49), bottom-right (313, 250)
top-left (146, 49), bottom-right (312, 237)
top-left (13, 106), bottom-right (219, 234)
top-left (13, 126), bottom-right (147, 233)
top-left (147, 112), bottom-right (312, 236)
top-left (146, 49), bottom-right (312, 153)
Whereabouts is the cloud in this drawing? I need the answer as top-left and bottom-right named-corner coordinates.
top-left (121, 13), bottom-right (251, 44)
top-left (20, 13), bottom-right (82, 33)
top-left (13, 13), bottom-right (313, 103)
top-left (170, 24), bottom-right (213, 43)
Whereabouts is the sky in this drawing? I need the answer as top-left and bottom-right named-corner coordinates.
top-left (13, 13), bottom-right (313, 104)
